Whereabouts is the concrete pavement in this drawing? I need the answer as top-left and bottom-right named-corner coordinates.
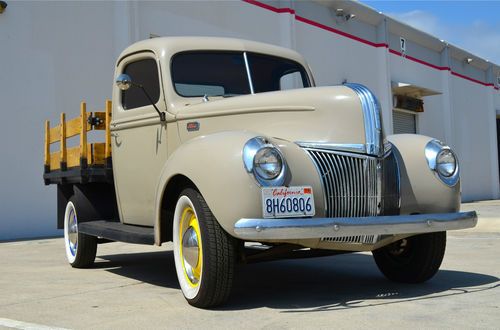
top-left (0, 201), bottom-right (499, 329)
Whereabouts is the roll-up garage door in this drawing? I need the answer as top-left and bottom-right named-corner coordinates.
top-left (393, 110), bottom-right (417, 134)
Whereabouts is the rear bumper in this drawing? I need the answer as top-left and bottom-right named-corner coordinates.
top-left (233, 211), bottom-right (477, 240)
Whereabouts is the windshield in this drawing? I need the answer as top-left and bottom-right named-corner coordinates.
top-left (171, 51), bottom-right (310, 98)
top-left (246, 53), bottom-right (310, 93)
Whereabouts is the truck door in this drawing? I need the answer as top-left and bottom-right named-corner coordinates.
top-left (111, 52), bottom-right (168, 226)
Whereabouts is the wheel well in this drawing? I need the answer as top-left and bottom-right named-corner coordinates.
top-left (159, 175), bottom-right (197, 243)
top-left (57, 183), bottom-right (119, 229)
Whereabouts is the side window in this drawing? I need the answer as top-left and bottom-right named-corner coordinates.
top-left (122, 58), bottom-right (160, 110)
top-left (280, 71), bottom-right (305, 90)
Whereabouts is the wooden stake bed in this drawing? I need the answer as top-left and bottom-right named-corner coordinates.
top-left (43, 100), bottom-right (113, 185)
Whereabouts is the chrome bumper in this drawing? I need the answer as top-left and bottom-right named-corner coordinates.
top-left (233, 211), bottom-right (477, 240)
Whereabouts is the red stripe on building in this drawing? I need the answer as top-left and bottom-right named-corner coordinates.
top-left (389, 49), bottom-right (450, 71)
top-left (295, 15), bottom-right (388, 48)
top-left (243, 0), bottom-right (387, 48)
top-left (242, 0), bottom-right (295, 14)
top-left (242, 0), bottom-right (497, 91)
top-left (451, 72), bottom-right (494, 87)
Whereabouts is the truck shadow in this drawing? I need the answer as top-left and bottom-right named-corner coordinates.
top-left (96, 250), bottom-right (181, 289)
top-left (96, 250), bottom-right (499, 311)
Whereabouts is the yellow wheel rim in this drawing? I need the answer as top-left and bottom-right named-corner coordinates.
top-left (179, 206), bottom-right (203, 287)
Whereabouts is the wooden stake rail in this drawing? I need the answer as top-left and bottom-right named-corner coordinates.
top-left (44, 100), bottom-right (112, 173)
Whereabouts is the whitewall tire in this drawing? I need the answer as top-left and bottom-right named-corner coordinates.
top-left (172, 188), bottom-right (236, 308)
top-left (64, 198), bottom-right (97, 268)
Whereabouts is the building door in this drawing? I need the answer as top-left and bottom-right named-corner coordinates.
top-left (393, 110), bottom-right (417, 134)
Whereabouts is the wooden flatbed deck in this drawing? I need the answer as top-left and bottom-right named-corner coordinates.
top-left (43, 100), bottom-right (113, 185)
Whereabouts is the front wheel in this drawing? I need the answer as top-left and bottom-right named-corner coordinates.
top-left (173, 188), bottom-right (237, 308)
top-left (64, 198), bottom-right (98, 268)
top-left (372, 232), bottom-right (446, 283)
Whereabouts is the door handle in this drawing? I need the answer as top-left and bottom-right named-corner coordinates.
top-left (111, 132), bottom-right (122, 147)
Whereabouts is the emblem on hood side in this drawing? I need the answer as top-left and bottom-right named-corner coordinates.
top-left (186, 122), bottom-right (200, 132)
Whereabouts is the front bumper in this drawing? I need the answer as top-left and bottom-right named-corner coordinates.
top-left (233, 211), bottom-right (477, 240)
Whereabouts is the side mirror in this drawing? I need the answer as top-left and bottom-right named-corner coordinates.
top-left (115, 73), bottom-right (166, 122)
top-left (116, 74), bottom-right (133, 91)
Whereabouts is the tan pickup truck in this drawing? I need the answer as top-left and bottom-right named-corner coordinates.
top-left (44, 37), bottom-right (477, 308)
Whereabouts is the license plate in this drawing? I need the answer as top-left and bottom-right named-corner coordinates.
top-left (262, 186), bottom-right (315, 218)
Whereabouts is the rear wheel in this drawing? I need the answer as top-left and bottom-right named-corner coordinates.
top-left (64, 198), bottom-right (97, 268)
top-left (173, 188), bottom-right (236, 308)
top-left (372, 232), bottom-right (446, 283)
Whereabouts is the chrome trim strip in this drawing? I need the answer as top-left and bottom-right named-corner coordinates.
top-left (376, 159), bottom-right (383, 215)
top-left (234, 211), bottom-right (477, 240)
top-left (344, 83), bottom-right (383, 157)
top-left (305, 149), bottom-right (328, 217)
top-left (295, 142), bottom-right (366, 154)
top-left (303, 147), bottom-right (375, 160)
top-left (392, 145), bottom-right (402, 209)
top-left (243, 52), bottom-right (255, 94)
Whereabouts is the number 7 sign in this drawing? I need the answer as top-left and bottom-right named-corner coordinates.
top-left (400, 37), bottom-right (406, 53)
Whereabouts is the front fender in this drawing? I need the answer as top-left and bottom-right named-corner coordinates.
top-left (388, 134), bottom-right (461, 214)
top-left (154, 131), bottom-right (324, 244)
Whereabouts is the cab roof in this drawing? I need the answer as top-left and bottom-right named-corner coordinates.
top-left (117, 36), bottom-right (308, 67)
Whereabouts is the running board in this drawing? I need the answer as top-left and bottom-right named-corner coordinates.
top-left (79, 221), bottom-right (155, 245)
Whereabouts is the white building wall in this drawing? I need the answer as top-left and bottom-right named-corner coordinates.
top-left (0, 0), bottom-right (498, 240)
top-left (295, 21), bottom-right (383, 89)
top-left (450, 78), bottom-right (499, 200)
top-left (0, 2), bottom-right (117, 240)
top-left (495, 88), bottom-right (500, 114)
top-left (389, 54), bottom-right (447, 141)
top-left (418, 96), bottom-right (448, 143)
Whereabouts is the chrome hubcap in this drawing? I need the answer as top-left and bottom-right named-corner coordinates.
top-left (68, 208), bottom-right (78, 256)
top-left (182, 226), bottom-right (200, 283)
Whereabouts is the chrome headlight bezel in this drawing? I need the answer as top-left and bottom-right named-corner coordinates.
top-left (243, 137), bottom-right (289, 187)
top-left (425, 139), bottom-right (459, 187)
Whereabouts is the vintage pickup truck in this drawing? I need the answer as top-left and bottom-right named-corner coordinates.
top-left (44, 37), bottom-right (477, 308)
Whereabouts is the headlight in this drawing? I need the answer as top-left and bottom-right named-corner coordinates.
top-left (425, 139), bottom-right (459, 186)
top-left (436, 149), bottom-right (457, 177)
top-left (243, 137), bottom-right (289, 186)
top-left (253, 147), bottom-right (283, 180)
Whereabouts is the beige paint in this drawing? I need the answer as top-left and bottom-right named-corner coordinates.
top-left (388, 134), bottom-right (461, 214)
top-left (111, 52), bottom-right (169, 226)
top-left (110, 37), bottom-right (461, 248)
top-left (153, 133), bottom-right (325, 242)
top-left (175, 86), bottom-right (365, 147)
top-left (114, 36), bottom-right (314, 113)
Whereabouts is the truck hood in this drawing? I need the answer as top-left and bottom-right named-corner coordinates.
top-left (175, 85), bottom-right (382, 155)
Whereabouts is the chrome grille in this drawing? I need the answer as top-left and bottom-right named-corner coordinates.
top-left (321, 235), bottom-right (377, 244)
top-left (305, 149), bottom-right (379, 217)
